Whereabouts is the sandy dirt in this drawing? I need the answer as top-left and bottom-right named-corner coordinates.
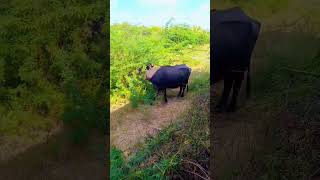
top-left (110, 89), bottom-right (192, 156)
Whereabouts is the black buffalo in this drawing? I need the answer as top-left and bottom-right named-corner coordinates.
top-left (211, 7), bottom-right (261, 112)
top-left (146, 64), bottom-right (192, 102)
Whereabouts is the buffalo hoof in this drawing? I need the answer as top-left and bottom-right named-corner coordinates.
top-left (181, 94), bottom-right (184, 97)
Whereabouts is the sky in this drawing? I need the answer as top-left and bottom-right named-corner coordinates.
top-left (111, 0), bottom-right (210, 30)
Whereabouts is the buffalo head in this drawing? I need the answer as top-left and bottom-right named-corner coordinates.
top-left (145, 64), bottom-right (157, 80)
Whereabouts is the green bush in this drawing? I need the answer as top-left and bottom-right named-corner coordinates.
top-left (0, 0), bottom-right (108, 142)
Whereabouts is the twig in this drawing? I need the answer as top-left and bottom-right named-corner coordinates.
top-left (175, 170), bottom-right (184, 180)
top-left (182, 169), bottom-right (209, 180)
top-left (280, 67), bottom-right (320, 77)
top-left (309, 166), bottom-right (320, 180)
top-left (154, 164), bottom-right (165, 175)
top-left (303, 101), bottom-right (314, 119)
top-left (147, 125), bottom-right (162, 131)
top-left (182, 159), bottom-right (209, 179)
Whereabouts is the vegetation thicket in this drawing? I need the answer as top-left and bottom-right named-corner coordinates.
top-left (0, 0), bottom-right (108, 146)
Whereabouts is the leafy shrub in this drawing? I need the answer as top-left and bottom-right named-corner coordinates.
top-left (0, 0), bottom-right (108, 142)
top-left (62, 80), bottom-right (107, 144)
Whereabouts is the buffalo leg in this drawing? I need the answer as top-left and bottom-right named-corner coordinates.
top-left (227, 72), bottom-right (244, 112)
top-left (181, 85), bottom-right (186, 97)
top-left (164, 89), bottom-right (168, 102)
top-left (177, 87), bottom-right (182, 97)
top-left (215, 73), bottom-right (233, 112)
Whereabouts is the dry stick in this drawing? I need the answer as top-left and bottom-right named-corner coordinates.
top-left (182, 159), bottom-right (210, 179)
top-left (154, 163), bottom-right (165, 175)
top-left (175, 171), bottom-right (184, 180)
top-left (280, 67), bottom-right (320, 77)
top-left (309, 167), bottom-right (320, 180)
top-left (182, 169), bottom-right (209, 180)
top-left (303, 101), bottom-right (314, 120)
top-left (140, 120), bottom-right (162, 132)
top-left (148, 125), bottom-right (162, 131)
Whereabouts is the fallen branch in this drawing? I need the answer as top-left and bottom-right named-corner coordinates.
top-left (182, 159), bottom-right (210, 179)
top-left (280, 67), bottom-right (320, 77)
top-left (309, 166), bottom-right (320, 180)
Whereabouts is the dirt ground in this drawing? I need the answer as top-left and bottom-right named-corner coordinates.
top-left (111, 88), bottom-right (192, 156)
top-left (0, 131), bottom-right (107, 180)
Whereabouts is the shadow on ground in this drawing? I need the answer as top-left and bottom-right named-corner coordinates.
top-left (0, 130), bottom-right (107, 180)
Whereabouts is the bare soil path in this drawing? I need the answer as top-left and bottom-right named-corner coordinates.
top-left (111, 91), bottom-right (192, 156)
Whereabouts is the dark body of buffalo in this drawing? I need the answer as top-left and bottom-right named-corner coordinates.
top-left (211, 7), bottom-right (261, 112)
top-left (149, 64), bottom-right (191, 102)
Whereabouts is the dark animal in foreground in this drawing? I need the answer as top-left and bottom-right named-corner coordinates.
top-left (145, 64), bottom-right (192, 102)
top-left (211, 7), bottom-right (261, 112)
